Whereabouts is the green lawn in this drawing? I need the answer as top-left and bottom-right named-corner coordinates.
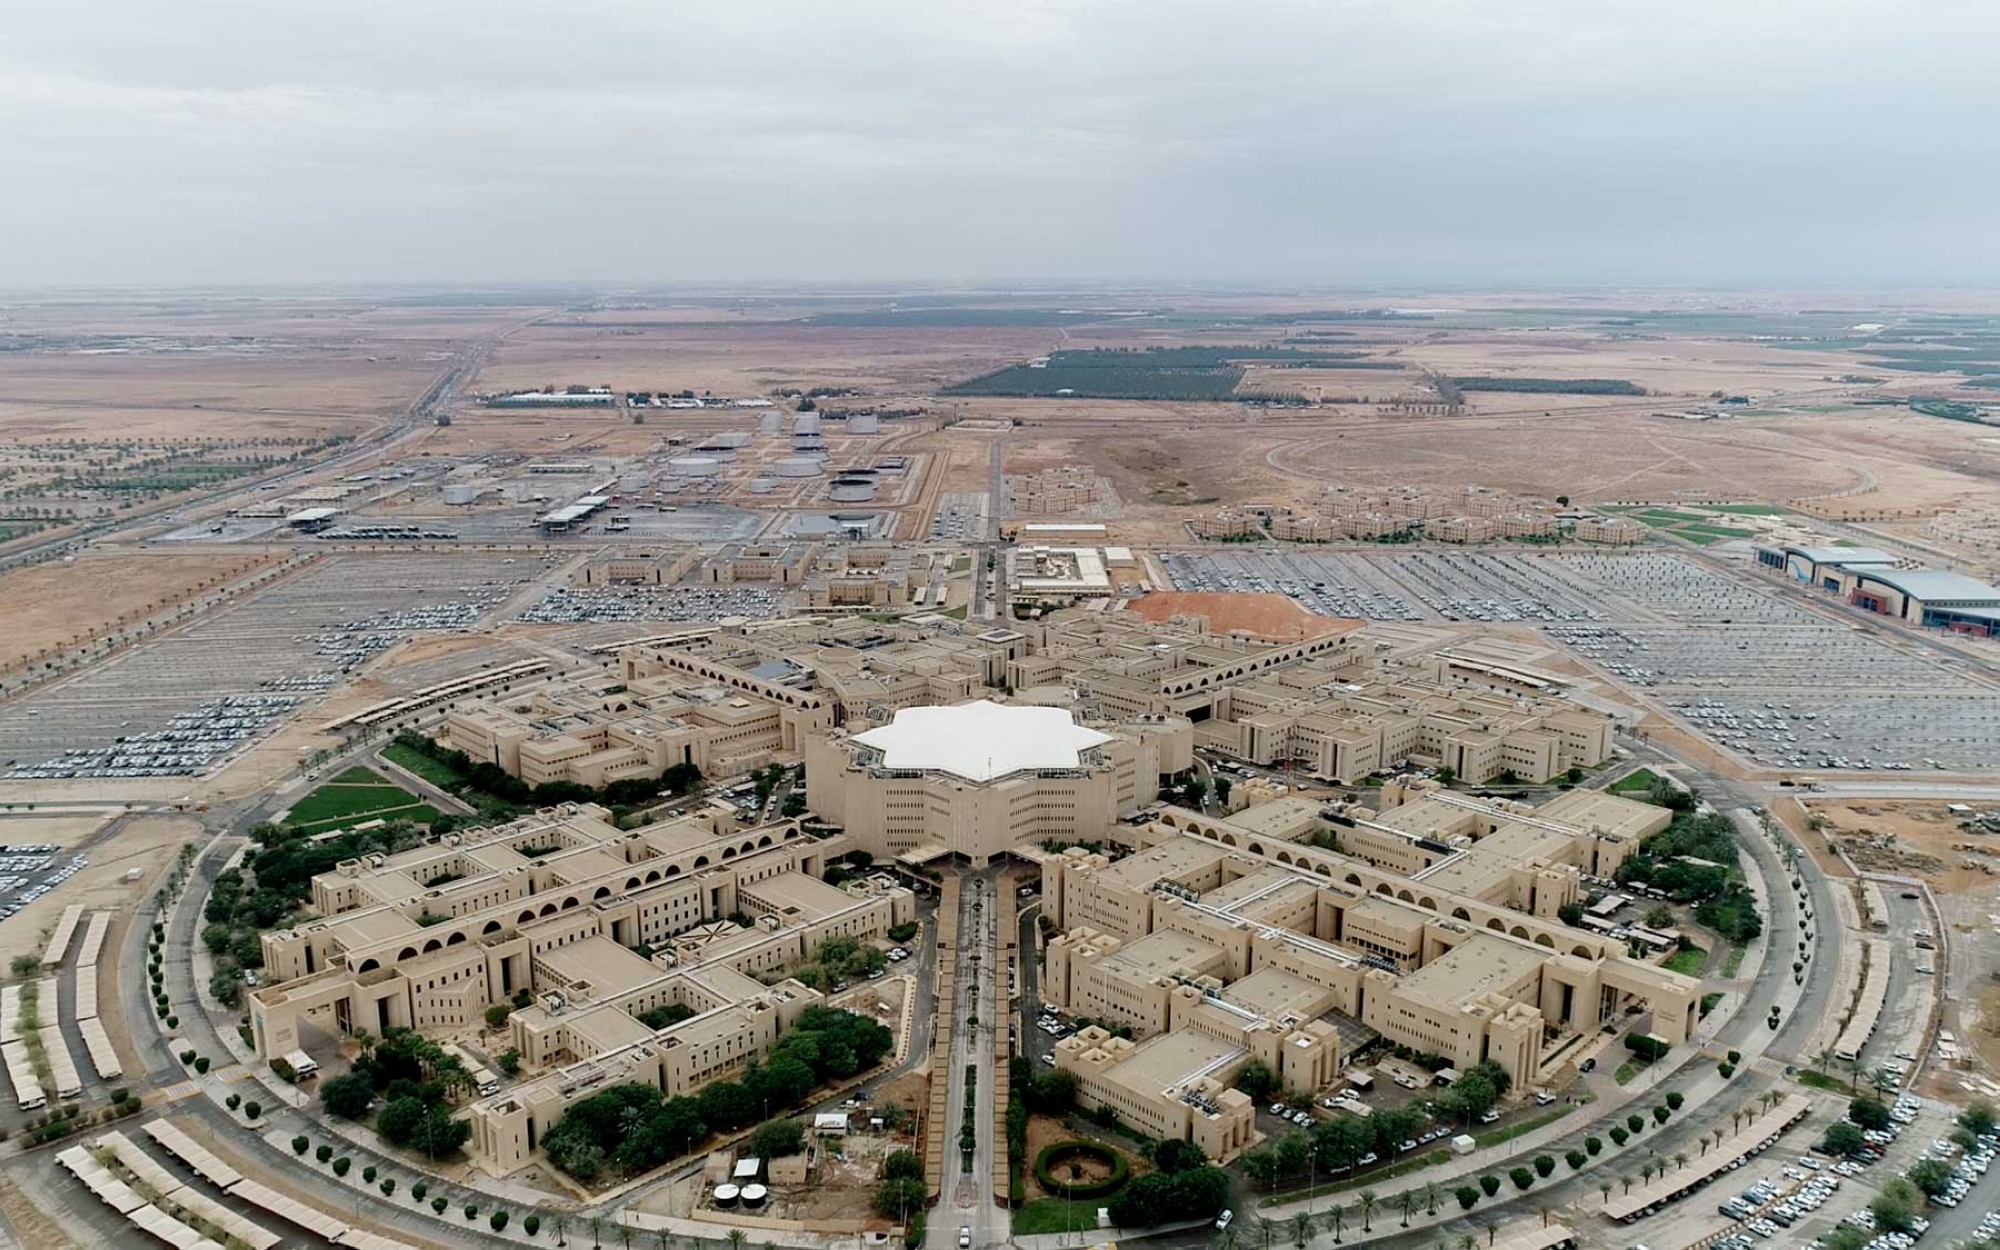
top-left (1694, 503), bottom-right (1786, 516)
top-left (1722, 944), bottom-right (1747, 977)
top-left (1681, 524), bottom-right (1757, 540)
top-left (1614, 1059), bottom-right (1649, 1085)
top-left (284, 770), bottom-right (437, 831)
top-left (1629, 512), bottom-right (1686, 528)
top-left (1608, 767), bottom-right (1661, 794)
top-left (1473, 1106), bottom-right (1574, 1148)
top-left (1676, 530), bottom-right (1724, 546)
top-left (381, 742), bottom-right (467, 790)
top-left (1632, 509), bottom-right (1708, 523)
top-left (1012, 1199), bottom-right (1105, 1235)
top-left (1662, 945), bottom-right (1708, 977)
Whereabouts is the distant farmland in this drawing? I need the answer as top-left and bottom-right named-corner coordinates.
top-left (945, 346), bottom-right (1352, 400)
top-left (1452, 377), bottom-right (1645, 395)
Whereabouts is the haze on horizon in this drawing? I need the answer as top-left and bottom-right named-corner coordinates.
top-left (6, 0), bottom-right (1999, 292)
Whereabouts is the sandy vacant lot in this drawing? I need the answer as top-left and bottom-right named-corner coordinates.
top-left (0, 551), bottom-right (279, 671)
top-left (1123, 592), bottom-right (1355, 641)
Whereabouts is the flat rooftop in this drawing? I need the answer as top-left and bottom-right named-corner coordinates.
top-left (1100, 930), bottom-right (1223, 981)
top-left (1219, 966), bottom-right (1329, 1020)
top-left (739, 870), bottom-right (863, 921)
top-left (1095, 838), bottom-right (1228, 889)
top-left (1397, 934), bottom-right (1544, 1006)
top-left (1104, 1027), bottom-right (1246, 1093)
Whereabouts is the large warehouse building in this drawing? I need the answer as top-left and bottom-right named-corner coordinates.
top-left (1756, 544), bottom-right (2000, 637)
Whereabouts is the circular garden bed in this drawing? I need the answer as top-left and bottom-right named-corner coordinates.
top-left (1032, 1140), bottom-right (1129, 1199)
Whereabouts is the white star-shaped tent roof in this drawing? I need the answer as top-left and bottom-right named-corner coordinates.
top-left (851, 700), bottom-right (1113, 783)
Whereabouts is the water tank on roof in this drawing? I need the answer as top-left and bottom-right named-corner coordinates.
top-left (713, 1184), bottom-right (740, 1208)
top-left (740, 1184), bottom-right (767, 1209)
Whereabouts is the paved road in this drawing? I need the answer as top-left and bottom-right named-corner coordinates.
top-left (941, 870), bottom-right (1005, 1249)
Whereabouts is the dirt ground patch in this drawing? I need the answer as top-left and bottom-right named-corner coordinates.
top-left (1804, 800), bottom-right (2000, 895)
top-left (1022, 1115), bottom-right (1147, 1200)
top-left (1123, 591), bottom-right (1357, 642)
top-left (0, 551), bottom-right (278, 671)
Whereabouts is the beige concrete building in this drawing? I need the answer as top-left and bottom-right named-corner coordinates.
top-left (1039, 783), bottom-right (1696, 1096)
top-left (246, 802), bottom-right (914, 1176)
top-left (803, 700), bottom-right (1192, 865)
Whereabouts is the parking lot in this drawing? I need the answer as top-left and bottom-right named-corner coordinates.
top-left (516, 583), bottom-right (786, 623)
top-left (1547, 624), bottom-right (2000, 771)
top-left (0, 844), bottom-right (85, 921)
top-left (1159, 550), bottom-right (1821, 626)
top-left (933, 492), bottom-right (993, 542)
top-left (0, 552), bottom-right (557, 775)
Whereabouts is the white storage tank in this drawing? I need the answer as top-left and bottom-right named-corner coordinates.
top-left (440, 482), bottom-right (480, 506)
top-left (740, 1184), bottom-right (767, 1210)
top-left (669, 456), bottom-right (721, 478)
top-left (707, 431), bottom-right (753, 449)
top-left (749, 477), bottom-right (778, 494)
top-left (774, 457), bottom-right (822, 478)
top-left (830, 476), bottom-right (877, 502)
top-left (713, 1184), bottom-right (740, 1208)
top-left (792, 412), bottom-right (821, 436)
top-left (759, 411), bottom-right (783, 436)
top-left (847, 412), bottom-right (880, 434)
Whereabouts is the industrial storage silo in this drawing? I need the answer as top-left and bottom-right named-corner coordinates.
top-left (739, 1184), bottom-right (767, 1210)
top-left (792, 412), bottom-right (821, 437)
top-left (669, 456), bottom-right (721, 478)
top-left (748, 477), bottom-right (778, 494)
top-left (773, 457), bottom-right (822, 478)
top-left (759, 411), bottom-right (783, 436)
top-left (829, 476), bottom-right (877, 502)
top-left (847, 412), bottom-right (880, 434)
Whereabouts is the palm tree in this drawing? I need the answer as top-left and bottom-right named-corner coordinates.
top-left (1423, 1181), bottom-right (1439, 1216)
top-left (1220, 1231), bottom-right (1240, 1250)
top-left (725, 1232), bottom-right (745, 1250)
top-left (1674, 1151), bottom-right (1689, 1172)
top-left (1599, 1179), bottom-right (1612, 1206)
top-left (591, 1218), bottom-right (603, 1249)
top-left (1538, 1205), bottom-right (1553, 1228)
top-left (1399, 1191), bottom-right (1416, 1228)
top-left (1732, 1108), bottom-right (1745, 1134)
top-left (1358, 1190), bottom-right (1377, 1234)
top-left (1620, 1173), bottom-right (1634, 1195)
top-left (1291, 1211), bottom-right (1313, 1248)
top-left (1259, 1216), bottom-right (1277, 1250)
top-left (554, 1215), bottom-right (568, 1247)
top-left (1870, 1068), bottom-right (1897, 1097)
top-left (1462, 1237), bottom-right (1476, 1250)
top-left (1328, 1205), bottom-right (1345, 1244)
top-left (1814, 1046), bottom-right (1835, 1075)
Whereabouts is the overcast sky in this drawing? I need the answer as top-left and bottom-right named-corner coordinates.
top-left (6, 0), bottom-right (1999, 289)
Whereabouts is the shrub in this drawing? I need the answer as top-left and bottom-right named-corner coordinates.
top-left (193, 1056), bottom-right (210, 1074)
top-left (1032, 1141), bottom-right (1130, 1198)
top-left (1479, 1175), bottom-right (1499, 1197)
top-left (1610, 1126), bottom-right (1630, 1147)
top-left (464, 1204), bottom-right (478, 1221)
top-left (1585, 1135), bottom-right (1602, 1156)
top-left (1666, 1091), bottom-right (1685, 1111)
top-left (491, 1211), bottom-right (509, 1232)
top-left (333, 1157), bottom-right (351, 1177)
top-left (412, 1181), bottom-right (428, 1202)
top-left (1455, 1185), bottom-right (1479, 1210)
top-left (1533, 1154), bottom-right (1555, 1178)
top-left (244, 1101), bottom-right (260, 1121)
top-left (1653, 1105), bottom-right (1670, 1125)
top-left (433, 1197), bottom-right (449, 1214)
top-left (381, 1178), bottom-right (396, 1196)
top-left (166, 1015), bottom-right (179, 1029)
top-left (1510, 1166), bottom-right (1534, 1190)
top-left (316, 1145), bottom-right (333, 1163)
top-left (225, 1094), bottom-right (241, 1112)
top-left (1626, 1113), bottom-right (1644, 1135)
top-left (485, 1003), bottom-right (512, 1030)
top-left (363, 1166), bottom-right (377, 1184)
top-left (524, 1214), bottom-right (541, 1236)
top-left (179, 1049), bottom-right (196, 1065)
top-left (291, 1135), bottom-right (309, 1155)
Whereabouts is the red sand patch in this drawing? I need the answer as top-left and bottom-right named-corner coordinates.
top-left (1124, 592), bottom-right (1357, 641)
